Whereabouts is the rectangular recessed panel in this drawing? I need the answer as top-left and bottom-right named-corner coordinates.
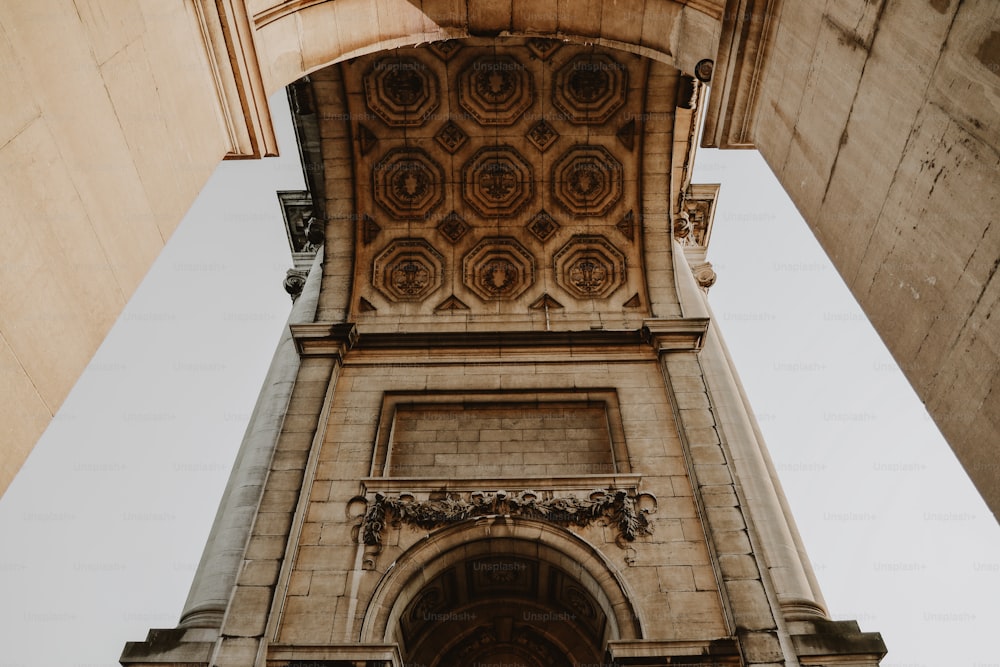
top-left (386, 402), bottom-right (616, 477)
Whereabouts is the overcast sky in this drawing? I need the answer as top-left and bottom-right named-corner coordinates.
top-left (0, 92), bottom-right (996, 667)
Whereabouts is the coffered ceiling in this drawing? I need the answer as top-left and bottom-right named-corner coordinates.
top-left (297, 38), bottom-right (696, 327)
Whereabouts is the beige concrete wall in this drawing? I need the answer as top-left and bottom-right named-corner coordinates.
top-left (752, 0), bottom-right (1000, 516)
top-left (0, 1), bottom-right (234, 494)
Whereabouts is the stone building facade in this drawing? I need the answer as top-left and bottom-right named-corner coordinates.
top-left (2, 0), bottom-right (996, 530)
top-left (121, 39), bottom-right (885, 667)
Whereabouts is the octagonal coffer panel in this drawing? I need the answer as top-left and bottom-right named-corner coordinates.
top-left (551, 146), bottom-right (623, 217)
top-left (459, 55), bottom-right (534, 125)
top-left (463, 237), bottom-right (536, 301)
top-left (462, 146), bottom-right (534, 218)
top-left (363, 56), bottom-right (440, 126)
top-left (373, 148), bottom-right (445, 220)
top-left (552, 53), bottom-right (627, 124)
top-left (553, 235), bottom-right (627, 299)
top-left (373, 238), bottom-right (445, 302)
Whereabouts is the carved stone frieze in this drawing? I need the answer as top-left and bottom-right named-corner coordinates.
top-left (463, 237), bottom-right (535, 301)
top-left (459, 54), bottom-right (533, 126)
top-left (552, 53), bottom-right (628, 124)
top-left (373, 148), bottom-right (445, 220)
top-left (675, 197), bottom-right (715, 247)
top-left (553, 235), bottom-right (627, 299)
top-left (372, 238), bottom-right (445, 302)
top-left (363, 56), bottom-right (439, 127)
top-left (462, 146), bottom-right (534, 218)
top-left (552, 145), bottom-right (623, 217)
top-left (360, 488), bottom-right (654, 546)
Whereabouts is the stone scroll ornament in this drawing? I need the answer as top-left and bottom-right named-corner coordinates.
top-left (361, 489), bottom-right (653, 546)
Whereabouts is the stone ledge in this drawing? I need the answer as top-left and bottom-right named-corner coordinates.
top-left (119, 627), bottom-right (214, 665)
top-left (788, 618), bottom-right (887, 663)
top-left (606, 637), bottom-right (741, 665)
top-left (290, 319), bottom-right (710, 356)
top-left (266, 643), bottom-right (402, 665)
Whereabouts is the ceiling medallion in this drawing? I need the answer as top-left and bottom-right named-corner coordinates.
top-left (553, 235), bottom-right (627, 299)
top-left (551, 145), bottom-right (623, 217)
top-left (372, 238), bottom-right (445, 302)
top-left (462, 146), bottom-right (534, 218)
top-left (463, 237), bottom-right (535, 301)
top-left (363, 56), bottom-right (440, 127)
top-left (552, 53), bottom-right (628, 124)
top-left (459, 55), bottom-right (534, 125)
top-left (373, 148), bottom-right (445, 220)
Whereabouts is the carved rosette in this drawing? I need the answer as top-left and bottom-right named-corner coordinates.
top-left (373, 148), bottom-right (445, 220)
top-left (459, 55), bottom-right (534, 125)
top-left (462, 146), bottom-right (534, 218)
top-left (372, 238), bottom-right (444, 302)
top-left (552, 146), bottom-right (623, 217)
top-left (553, 235), bottom-right (627, 299)
top-left (363, 56), bottom-right (439, 126)
top-left (552, 53), bottom-right (627, 124)
top-left (463, 237), bottom-right (535, 301)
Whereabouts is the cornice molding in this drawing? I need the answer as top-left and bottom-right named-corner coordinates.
top-left (288, 319), bottom-right (710, 357)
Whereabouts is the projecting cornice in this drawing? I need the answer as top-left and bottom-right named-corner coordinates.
top-left (288, 319), bottom-right (710, 357)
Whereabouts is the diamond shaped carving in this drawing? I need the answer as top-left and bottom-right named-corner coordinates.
top-left (364, 56), bottom-right (440, 127)
top-left (553, 235), bottom-right (627, 299)
top-left (527, 119), bottom-right (559, 152)
top-left (527, 210), bottom-right (559, 242)
top-left (463, 237), bottom-right (535, 301)
top-left (459, 55), bottom-right (534, 125)
top-left (373, 238), bottom-right (444, 302)
top-left (552, 53), bottom-right (627, 124)
top-left (373, 148), bottom-right (445, 220)
top-left (552, 145), bottom-right (623, 217)
top-left (436, 211), bottom-right (470, 243)
top-left (462, 146), bottom-right (534, 218)
top-left (435, 120), bottom-right (468, 154)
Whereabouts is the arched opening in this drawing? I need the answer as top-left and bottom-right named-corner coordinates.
top-left (251, 0), bottom-right (723, 94)
top-left (361, 518), bottom-right (642, 662)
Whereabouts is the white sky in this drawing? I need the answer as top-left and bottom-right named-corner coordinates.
top-left (0, 92), bottom-right (997, 667)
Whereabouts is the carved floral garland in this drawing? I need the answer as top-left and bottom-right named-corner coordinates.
top-left (361, 488), bottom-right (652, 546)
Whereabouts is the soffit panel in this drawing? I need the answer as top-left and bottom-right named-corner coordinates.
top-left (322, 38), bottom-right (680, 327)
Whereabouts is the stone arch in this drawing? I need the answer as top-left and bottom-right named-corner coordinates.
top-left (360, 517), bottom-right (643, 656)
top-left (251, 0), bottom-right (723, 93)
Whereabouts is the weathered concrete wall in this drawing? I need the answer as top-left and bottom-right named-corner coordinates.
top-left (0, 2), bottom-right (232, 493)
top-left (752, 0), bottom-right (1000, 516)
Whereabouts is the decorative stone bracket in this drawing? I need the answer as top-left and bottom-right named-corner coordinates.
top-left (360, 488), bottom-right (656, 547)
